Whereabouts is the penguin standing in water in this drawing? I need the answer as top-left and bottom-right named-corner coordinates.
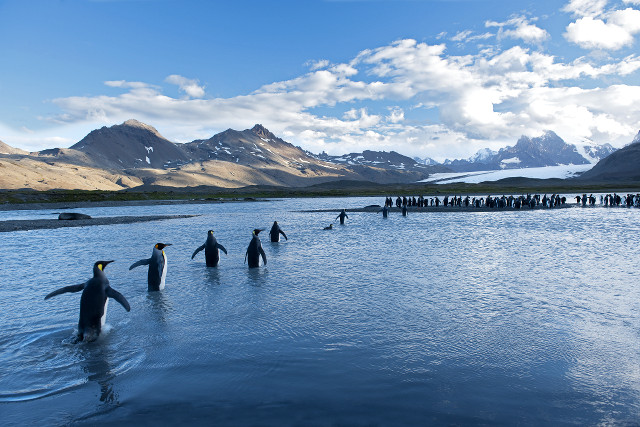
top-left (379, 205), bottom-right (389, 218)
top-left (336, 209), bottom-right (349, 225)
top-left (130, 243), bottom-right (172, 291)
top-left (269, 221), bottom-right (288, 243)
top-left (402, 205), bottom-right (408, 216)
top-left (44, 260), bottom-right (130, 342)
top-left (192, 230), bottom-right (227, 267)
top-left (245, 229), bottom-right (267, 268)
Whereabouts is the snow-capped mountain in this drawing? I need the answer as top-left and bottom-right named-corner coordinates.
top-left (442, 131), bottom-right (616, 172)
top-left (315, 150), bottom-right (449, 174)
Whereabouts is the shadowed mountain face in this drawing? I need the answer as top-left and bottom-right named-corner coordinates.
top-left (69, 119), bottom-right (191, 169)
top-left (578, 132), bottom-right (640, 182)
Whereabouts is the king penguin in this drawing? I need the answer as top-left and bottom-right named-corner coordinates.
top-left (192, 230), bottom-right (227, 267)
top-left (269, 221), bottom-right (288, 243)
top-left (130, 243), bottom-right (172, 291)
top-left (44, 260), bottom-right (130, 342)
top-left (245, 229), bottom-right (267, 268)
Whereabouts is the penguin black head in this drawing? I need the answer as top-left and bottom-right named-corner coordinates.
top-left (253, 229), bottom-right (264, 236)
top-left (208, 230), bottom-right (214, 235)
top-left (155, 243), bottom-right (172, 250)
top-left (95, 260), bottom-right (114, 271)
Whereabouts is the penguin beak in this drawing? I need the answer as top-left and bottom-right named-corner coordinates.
top-left (98, 260), bottom-right (114, 270)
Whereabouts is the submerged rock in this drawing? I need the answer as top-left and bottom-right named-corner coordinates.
top-left (58, 212), bottom-right (92, 220)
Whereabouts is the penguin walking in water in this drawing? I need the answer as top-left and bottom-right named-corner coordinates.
top-left (44, 260), bottom-right (130, 342)
top-left (245, 229), bottom-right (267, 268)
top-left (192, 230), bottom-right (227, 267)
top-left (336, 209), bottom-right (348, 225)
top-left (379, 206), bottom-right (389, 218)
top-left (269, 221), bottom-right (288, 243)
top-left (402, 205), bottom-right (408, 216)
top-left (130, 243), bottom-right (172, 291)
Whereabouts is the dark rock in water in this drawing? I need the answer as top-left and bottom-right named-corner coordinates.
top-left (58, 212), bottom-right (92, 220)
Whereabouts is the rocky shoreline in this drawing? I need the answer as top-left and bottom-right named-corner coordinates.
top-left (0, 214), bottom-right (199, 233)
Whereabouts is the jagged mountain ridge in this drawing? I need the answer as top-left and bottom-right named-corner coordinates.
top-left (315, 150), bottom-right (451, 174)
top-left (443, 131), bottom-right (616, 172)
top-left (2, 120), bottom-right (432, 189)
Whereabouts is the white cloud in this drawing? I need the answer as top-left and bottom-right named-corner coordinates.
top-left (486, 16), bottom-right (549, 44)
top-left (562, 0), bottom-right (608, 17)
top-left (165, 75), bottom-right (205, 98)
top-left (12, 33), bottom-right (636, 159)
top-left (564, 3), bottom-right (640, 50)
top-left (386, 107), bottom-right (404, 123)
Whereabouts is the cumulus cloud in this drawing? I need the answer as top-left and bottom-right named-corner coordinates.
top-left (165, 75), bottom-right (205, 98)
top-left (29, 32), bottom-right (640, 159)
top-left (564, 2), bottom-right (640, 50)
top-left (486, 16), bottom-right (550, 44)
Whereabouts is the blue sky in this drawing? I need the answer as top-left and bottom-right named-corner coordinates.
top-left (1, 0), bottom-right (640, 160)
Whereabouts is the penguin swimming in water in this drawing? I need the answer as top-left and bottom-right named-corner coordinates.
top-left (323, 224), bottom-right (333, 230)
top-left (44, 260), bottom-right (130, 342)
top-left (192, 230), bottom-right (227, 267)
top-left (245, 229), bottom-right (267, 268)
top-left (269, 221), bottom-right (288, 243)
top-left (129, 243), bottom-right (172, 291)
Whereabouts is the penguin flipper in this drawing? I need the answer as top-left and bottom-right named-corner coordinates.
top-left (129, 258), bottom-right (150, 270)
top-left (106, 287), bottom-right (131, 312)
top-left (44, 283), bottom-right (85, 300)
top-left (191, 244), bottom-right (205, 259)
top-left (280, 230), bottom-right (288, 240)
top-left (217, 243), bottom-right (228, 255)
top-left (244, 251), bottom-right (247, 264)
top-left (259, 247), bottom-right (267, 266)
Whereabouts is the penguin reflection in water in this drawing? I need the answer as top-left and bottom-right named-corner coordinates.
top-left (192, 230), bottom-right (227, 267)
top-left (130, 243), bottom-right (172, 291)
top-left (245, 229), bottom-right (267, 268)
top-left (44, 260), bottom-right (131, 342)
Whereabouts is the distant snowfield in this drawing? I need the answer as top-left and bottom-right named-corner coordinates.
top-left (420, 164), bottom-right (593, 184)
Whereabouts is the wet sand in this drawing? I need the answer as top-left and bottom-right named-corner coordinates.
top-left (0, 214), bottom-right (199, 233)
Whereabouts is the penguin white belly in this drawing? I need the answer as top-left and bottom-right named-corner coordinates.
top-left (101, 298), bottom-right (109, 327)
top-left (159, 253), bottom-right (167, 290)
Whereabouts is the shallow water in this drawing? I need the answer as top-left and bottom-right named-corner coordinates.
top-left (1, 196), bottom-right (640, 425)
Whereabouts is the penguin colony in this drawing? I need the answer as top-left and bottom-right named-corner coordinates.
top-left (43, 219), bottom-right (303, 342)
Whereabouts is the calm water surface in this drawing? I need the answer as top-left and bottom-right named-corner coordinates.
top-left (1, 196), bottom-right (639, 425)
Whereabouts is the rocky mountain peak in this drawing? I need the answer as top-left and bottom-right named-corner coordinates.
top-left (250, 124), bottom-right (275, 140)
top-left (120, 119), bottom-right (163, 137)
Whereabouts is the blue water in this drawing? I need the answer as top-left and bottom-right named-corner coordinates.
top-left (1, 196), bottom-right (640, 425)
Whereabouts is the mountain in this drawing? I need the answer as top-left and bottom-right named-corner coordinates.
top-left (413, 156), bottom-right (439, 166)
top-left (182, 124), bottom-right (320, 169)
top-left (577, 131), bottom-right (640, 182)
top-left (315, 149), bottom-right (450, 174)
top-left (443, 131), bottom-right (614, 172)
top-left (0, 140), bottom-right (28, 155)
top-left (0, 121), bottom-right (433, 190)
top-left (68, 119), bottom-right (190, 169)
